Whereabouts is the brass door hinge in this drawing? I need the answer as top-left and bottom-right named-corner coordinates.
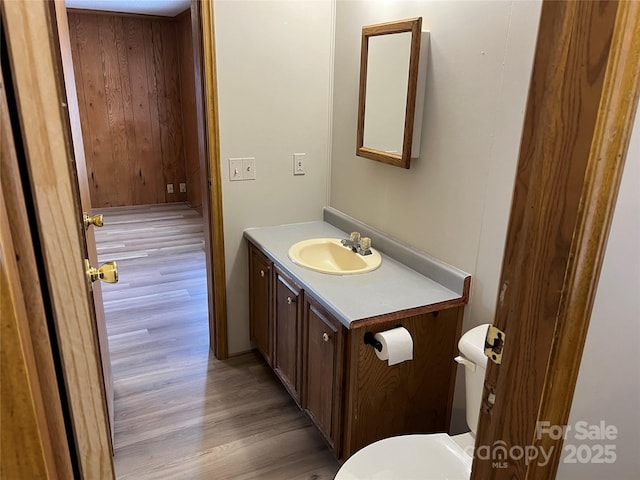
top-left (484, 325), bottom-right (505, 364)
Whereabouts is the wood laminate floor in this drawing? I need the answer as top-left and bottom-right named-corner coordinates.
top-left (95, 203), bottom-right (339, 480)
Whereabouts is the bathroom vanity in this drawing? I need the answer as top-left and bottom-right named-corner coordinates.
top-left (244, 208), bottom-right (470, 460)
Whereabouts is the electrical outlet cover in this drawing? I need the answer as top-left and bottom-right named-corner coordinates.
top-left (242, 158), bottom-right (256, 180)
top-left (293, 153), bottom-right (305, 175)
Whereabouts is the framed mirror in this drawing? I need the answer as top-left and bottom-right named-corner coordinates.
top-left (356, 18), bottom-right (425, 169)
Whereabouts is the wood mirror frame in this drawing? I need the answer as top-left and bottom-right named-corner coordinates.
top-left (356, 17), bottom-right (422, 169)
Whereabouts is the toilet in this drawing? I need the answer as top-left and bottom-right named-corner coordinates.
top-left (335, 324), bottom-right (490, 480)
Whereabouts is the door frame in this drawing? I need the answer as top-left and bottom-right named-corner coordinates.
top-left (60, 1), bottom-right (229, 361)
top-left (196, 0), bottom-right (228, 360)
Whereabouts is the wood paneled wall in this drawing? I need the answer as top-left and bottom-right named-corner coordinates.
top-left (177, 10), bottom-right (203, 214)
top-left (68, 11), bottom-right (191, 208)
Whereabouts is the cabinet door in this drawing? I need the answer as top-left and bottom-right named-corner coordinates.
top-left (274, 270), bottom-right (302, 404)
top-left (248, 244), bottom-right (272, 365)
top-left (303, 299), bottom-right (345, 454)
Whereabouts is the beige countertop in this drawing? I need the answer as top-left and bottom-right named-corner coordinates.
top-left (244, 218), bottom-right (470, 328)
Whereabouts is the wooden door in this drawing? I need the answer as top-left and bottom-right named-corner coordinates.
top-left (52, 0), bottom-right (114, 444)
top-left (2, 1), bottom-right (115, 476)
top-left (471, 1), bottom-right (640, 478)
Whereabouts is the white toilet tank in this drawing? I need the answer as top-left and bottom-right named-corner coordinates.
top-left (456, 324), bottom-right (490, 435)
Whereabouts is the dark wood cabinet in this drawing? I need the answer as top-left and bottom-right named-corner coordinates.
top-left (248, 244), bottom-right (272, 365)
top-left (273, 268), bottom-right (302, 404)
top-left (303, 298), bottom-right (345, 453)
top-left (247, 240), bottom-right (464, 461)
top-left (341, 309), bottom-right (462, 458)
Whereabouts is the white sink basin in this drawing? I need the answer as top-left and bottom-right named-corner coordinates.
top-left (288, 238), bottom-right (382, 275)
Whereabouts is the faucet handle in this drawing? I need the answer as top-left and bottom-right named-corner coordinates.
top-left (360, 237), bottom-right (371, 251)
top-left (350, 232), bottom-right (361, 244)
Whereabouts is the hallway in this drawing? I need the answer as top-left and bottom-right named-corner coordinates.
top-left (95, 203), bottom-right (339, 479)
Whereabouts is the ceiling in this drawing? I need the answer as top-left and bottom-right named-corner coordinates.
top-left (65, 0), bottom-right (191, 17)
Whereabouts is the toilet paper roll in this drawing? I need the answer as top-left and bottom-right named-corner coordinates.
top-left (374, 326), bottom-right (413, 366)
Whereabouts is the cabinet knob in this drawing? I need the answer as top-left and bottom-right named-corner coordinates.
top-left (260, 269), bottom-right (265, 277)
top-left (287, 296), bottom-right (293, 305)
top-left (322, 332), bottom-right (329, 342)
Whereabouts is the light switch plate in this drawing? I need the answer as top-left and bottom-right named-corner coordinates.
top-left (179, 183), bottom-right (187, 193)
top-left (242, 158), bottom-right (256, 180)
top-left (229, 158), bottom-right (243, 181)
top-left (167, 183), bottom-right (174, 193)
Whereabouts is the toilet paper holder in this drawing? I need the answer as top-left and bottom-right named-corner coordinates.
top-left (364, 325), bottom-right (405, 352)
top-left (364, 332), bottom-right (383, 352)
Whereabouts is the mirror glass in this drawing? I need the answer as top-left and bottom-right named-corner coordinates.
top-left (357, 18), bottom-right (423, 169)
top-left (363, 32), bottom-right (411, 155)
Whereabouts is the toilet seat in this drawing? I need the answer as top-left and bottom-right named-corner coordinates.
top-left (335, 433), bottom-right (472, 480)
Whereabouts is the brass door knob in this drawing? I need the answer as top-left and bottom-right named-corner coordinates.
top-left (322, 332), bottom-right (329, 342)
top-left (83, 213), bottom-right (104, 230)
top-left (85, 259), bottom-right (118, 284)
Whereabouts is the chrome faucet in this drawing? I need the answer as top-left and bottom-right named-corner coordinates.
top-left (358, 237), bottom-right (372, 256)
top-left (341, 232), bottom-right (372, 256)
top-left (341, 231), bottom-right (361, 251)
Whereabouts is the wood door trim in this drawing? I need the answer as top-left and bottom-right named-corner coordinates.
top-left (0, 64), bottom-right (74, 477)
top-left (0, 71), bottom-right (60, 480)
top-left (2, 1), bottom-right (114, 477)
top-left (471, 0), bottom-right (640, 478)
top-left (0, 186), bottom-right (57, 480)
top-left (199, 0), bottom-right (228, 359)
top-left (531, 1), bottom-right (640, 477)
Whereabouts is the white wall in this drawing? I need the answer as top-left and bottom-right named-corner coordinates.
top-left (556, 108), bottom-right (640, 478)
top-left (330, 0), bottom-right (541, 431)
top-left (216, 4), bottom-right (639, 470)
top-left (215, 0), bottom-right (334, 353)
